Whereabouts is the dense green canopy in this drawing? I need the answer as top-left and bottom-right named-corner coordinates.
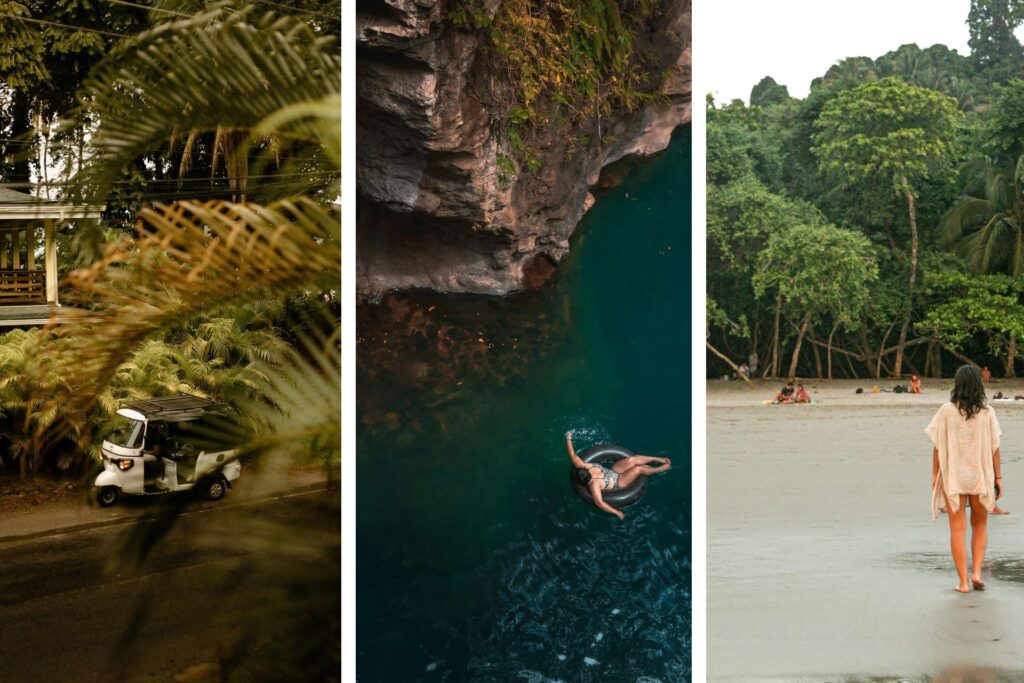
top-left (708, 2), bottom-right (1024, 380)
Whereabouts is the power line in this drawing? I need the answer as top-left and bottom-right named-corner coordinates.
top-left (0, 171), bottom-right (339, 189)
top-left (249, 0), bottom-right (320, 17)
top-left (0, 12), bottom-right (127, 38)
top-left (99, 0), bottom-right (193, 18)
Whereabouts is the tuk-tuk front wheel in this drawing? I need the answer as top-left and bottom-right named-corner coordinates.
top-left (205, 477), bottom-right (227, 501)
top-left (96, 486), bottom-right (119, 507)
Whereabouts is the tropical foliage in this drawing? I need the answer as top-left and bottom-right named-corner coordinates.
top-left (450, 0), bottom-right (666, 169)
top-left (0, 1), bottom-right (340, 677)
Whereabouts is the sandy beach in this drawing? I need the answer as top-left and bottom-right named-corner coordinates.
top-left (708, 378), bottom-right (1024, 680)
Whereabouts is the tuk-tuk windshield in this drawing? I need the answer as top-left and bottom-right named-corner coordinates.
top-left (107, 416), bottom-right (145, 449)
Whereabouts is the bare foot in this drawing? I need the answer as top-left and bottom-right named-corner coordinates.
top-left (972, 578), bottom-right (986, 591)
top-left (955, 584), bottom-right (970, 593)
top-left (993, 505), bottom-right (1009, 515)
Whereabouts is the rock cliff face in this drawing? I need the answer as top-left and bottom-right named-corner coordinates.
top-left (356, 0), bottom-right (691, 299)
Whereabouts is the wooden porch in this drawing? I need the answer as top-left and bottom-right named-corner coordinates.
top-left (0, 304), bottom-right (98, 327)
top-left (0, 187), bottom-right (103, 325)
top-left (0, 270), bottom-right (46, 305)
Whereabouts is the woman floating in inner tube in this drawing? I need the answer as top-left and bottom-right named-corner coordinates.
top-left (566, 431), bottom-right (671, 519)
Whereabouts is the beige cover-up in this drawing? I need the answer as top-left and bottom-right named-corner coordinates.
top-left (925, 402), bottom-right (1000, 520)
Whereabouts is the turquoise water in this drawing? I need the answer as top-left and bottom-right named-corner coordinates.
top-left (357, 127), bottom-right (691, 682)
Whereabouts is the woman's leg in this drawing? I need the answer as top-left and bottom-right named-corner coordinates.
top-left (612, 455), bottom-right (670, 473)
top-left (617, 461), bottom-right (672, 488)
top-left (945, 492), bottom-right (969, 592)
top-left (969, 494), bottom-right (988, 587)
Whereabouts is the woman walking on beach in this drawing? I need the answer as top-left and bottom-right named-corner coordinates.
top-left (926, 365), bottom-right (1003, 593)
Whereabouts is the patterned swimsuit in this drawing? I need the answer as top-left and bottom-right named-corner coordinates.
top-left (589, 464), bottom-right (619, 490)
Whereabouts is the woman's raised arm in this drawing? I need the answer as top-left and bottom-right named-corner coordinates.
top-left (566, 432), bottom-right (585, 469)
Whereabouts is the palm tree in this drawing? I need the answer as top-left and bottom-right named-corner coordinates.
top-left (941, 155), bottom-right (1024, 376)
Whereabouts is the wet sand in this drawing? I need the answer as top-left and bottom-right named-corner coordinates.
top-left (708, 379), bottom-right (1024, 680)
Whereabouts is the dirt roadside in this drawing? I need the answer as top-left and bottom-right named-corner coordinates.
top-left (0, 461), bottom-right (333, 541)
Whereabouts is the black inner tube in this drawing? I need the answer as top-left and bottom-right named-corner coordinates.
top-left (570, 444), bottom-right (648, 509)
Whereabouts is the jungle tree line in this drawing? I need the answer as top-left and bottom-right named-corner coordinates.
top-left (707, 1), bottom-right (1024, 381)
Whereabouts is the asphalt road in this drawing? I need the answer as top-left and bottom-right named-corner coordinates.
top-left (0, 486), bottom-right (339, 682)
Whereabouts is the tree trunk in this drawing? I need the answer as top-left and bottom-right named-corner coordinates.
top-left (706, 341), bottom-right (756, 389)
top-left (10, 90), bottom-right (32, 185)
top-left (894, 175), bottom-right (918, 377)
top-left (827, 322), bottom-right (840, 379)
top-left (38, 110), bottom-right (49, 199)
top-left (843, 352), bottom-right (859, 379)
top-left (771, 294), bottom-right (782, 379)
top-left (876, 321), bottom-right (896, 379)
top-left (787, 314), bottom-right (810, 379)
top-left (942, 342), bottom-right (981, 369)
top-left (859, 326), bottom-right (878, 379)
top-left (931, 341), bottom-right (943, 378)
top-left (808, 321), bottom-right (824, 378)
top-left (1005, 335), bottom-right (1017, 379)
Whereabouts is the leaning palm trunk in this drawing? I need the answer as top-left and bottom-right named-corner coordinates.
top-left (771, 294), bottom-right (781, 378)
top-left (894, 175), bottom-right (918, 378)
top-left (706, 340), bottom-right (755, 389)
top-left (827, 321), bottom-right (841, 379)
top-left (787, 313), bottom-right (810, 379)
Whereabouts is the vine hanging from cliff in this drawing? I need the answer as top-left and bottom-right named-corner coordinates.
top-left (451, 0), bottom-right (664, 169)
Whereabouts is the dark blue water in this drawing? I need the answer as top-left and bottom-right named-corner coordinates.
top-left (357, 127), bottom-right (691, 682)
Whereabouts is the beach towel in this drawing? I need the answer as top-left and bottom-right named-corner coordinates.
top-left (925, 403), bottom-right (1001, 520)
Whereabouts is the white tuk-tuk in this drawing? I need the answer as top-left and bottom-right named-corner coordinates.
top-left (95, 395), bottom-right (242, 507)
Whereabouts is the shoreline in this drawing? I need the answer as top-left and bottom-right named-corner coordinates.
top-left (706, 377), bottom-right (1024, 408)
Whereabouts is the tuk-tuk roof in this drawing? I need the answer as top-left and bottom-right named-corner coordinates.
top-left (121, 394), bottom-right (229, 421)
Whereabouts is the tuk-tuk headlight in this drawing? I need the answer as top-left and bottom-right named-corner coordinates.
top-left (115, 458), bottom-right (134, 471)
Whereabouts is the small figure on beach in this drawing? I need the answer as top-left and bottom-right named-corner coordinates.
top-left (737, 362), bottom-right (751, 380)
top-left (565, 432), bottom-right (670, 520)
top-left (926, 365), bottom-right (1004, 593)
top-left (982, 366), bottom-right (992, 383)
top-left (794, 384), bottom-right (811, 404)
top-left (775, 381), bottom-right (795, 404)
top-left (910, 375), bottom-right (921, 394)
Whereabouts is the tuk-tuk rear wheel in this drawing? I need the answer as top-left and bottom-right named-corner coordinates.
top-left (206, 477), bottom-right (226, 501)
top-left (96, 486), bottom-right (119, 507)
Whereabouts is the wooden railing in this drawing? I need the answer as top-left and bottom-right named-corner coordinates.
top-left (0, 270), bottom-right (45, 304)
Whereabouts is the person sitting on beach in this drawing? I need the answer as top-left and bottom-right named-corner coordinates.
top-left (910, 375), bottom-right (921, 394)
top-left (794, 384), bottom-right (811, 403)
top-left (565, 432), bottom-right (670, 520)
top-left (926, 364), bottom-right (1004, 593)
top-left (775, 381), bottom-right (796, 404)
top-left (981, 366), bottom-right (992, 383)
top-left (737, 362), bottom-right (751, 380)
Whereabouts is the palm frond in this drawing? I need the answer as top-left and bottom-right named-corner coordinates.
top-left (939, 197), bottom-right (995, 244)
top-left (67, 4), bottom-right (340, 202)
top-left (34, 197), bottom-right (338, 448)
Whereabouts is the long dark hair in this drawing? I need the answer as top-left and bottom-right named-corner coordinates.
top-left (575, 467), bottom-right (592, 484)
top-left (950, 364), bottom-right (987, 419)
